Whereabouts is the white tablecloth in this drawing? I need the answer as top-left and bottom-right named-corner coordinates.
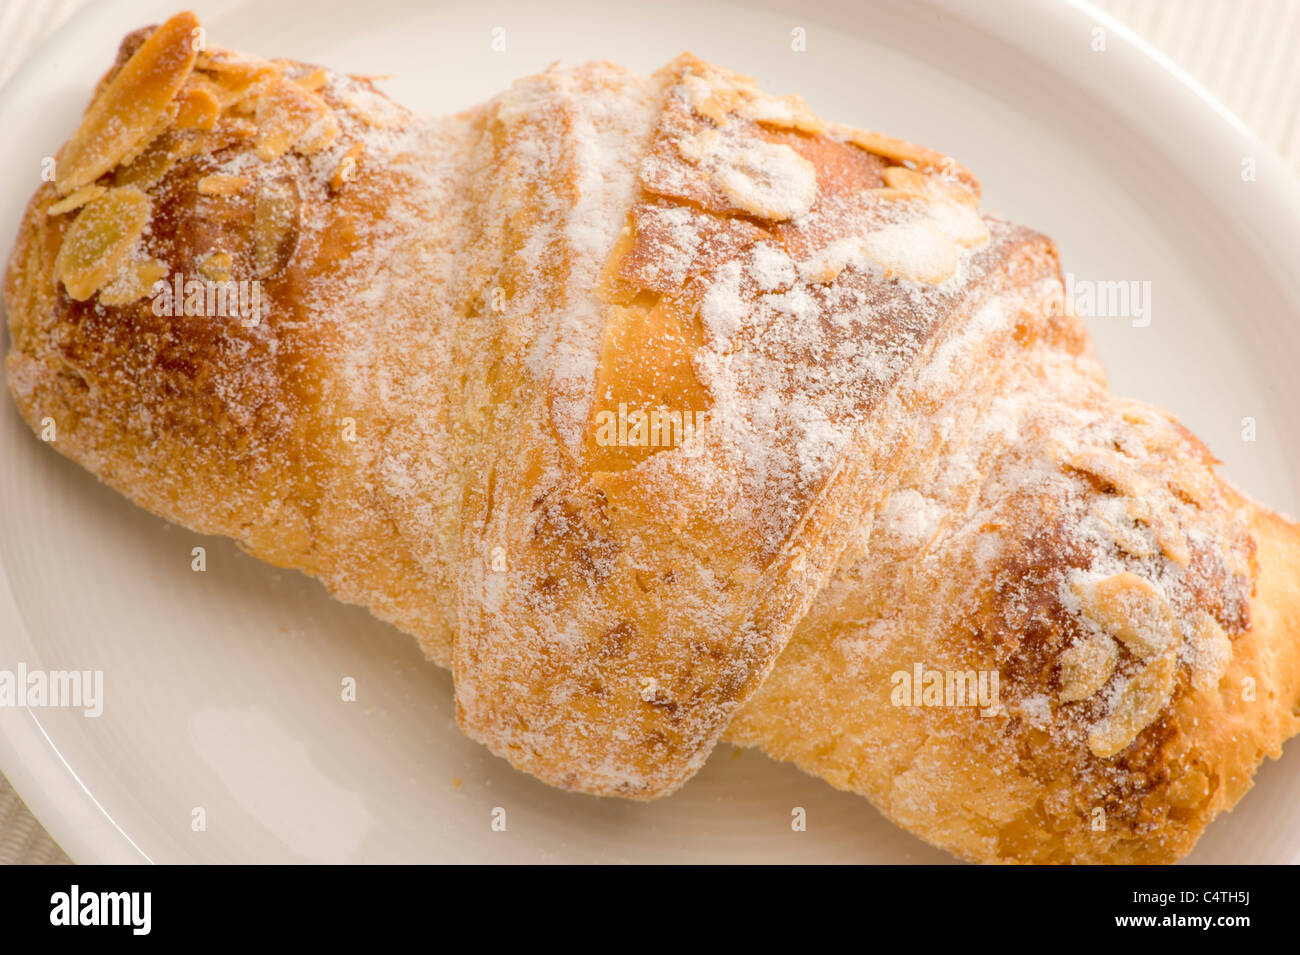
top-left (2, 0), bottom-right (1298, 865)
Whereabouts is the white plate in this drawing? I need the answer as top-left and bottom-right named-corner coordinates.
top-left (2, 0), bottom-right (1299, 864)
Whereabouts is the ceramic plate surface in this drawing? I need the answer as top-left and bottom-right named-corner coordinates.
top-left (2, 0), bottom-right (1298, 862)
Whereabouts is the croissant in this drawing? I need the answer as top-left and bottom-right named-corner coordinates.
top-left (6, 11), bottom-right (1299, 863)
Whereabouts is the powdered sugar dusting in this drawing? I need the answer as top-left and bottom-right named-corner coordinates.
top-left (453, 53), bottom-right (1072, 797)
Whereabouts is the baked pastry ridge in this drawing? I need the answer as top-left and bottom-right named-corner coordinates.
top-left (450, 51), bottom-right (1070, 797)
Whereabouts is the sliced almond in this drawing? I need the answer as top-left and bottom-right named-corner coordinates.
top-left (882, 165), bottom-right (979, 208)
top-left (171, 116), bottom-right (259, 162)
top-left (197, 174), bottom-right (251, 196)
top-left (1186, 611), bottom-right (1232, 692)
top-left (47, 184), bottom-right (106, 217)
top-left (798, 237), bottom-right (860, 284)
top-left (879, 167), bottom-right (928, 196)
top-left (55, 187), bottom-right (153, 301)
top-left (138, 258), bottom-right (169, 286)
top-left (680, 71), bottom-right (744, 126)
top-left (1088, 647), bottom-right (1177, 758)
top-left (293, 111), bottom-right (340, 156)
top-left (197, 49), bottom-right (277, 77)
top-left (1089, 498), bottom-right (1157, 558)
top-left (253, 80), bottom-right (336, 161)
top-left (1165, 468), bottom-right (1215, 509)
top-left (342, 90), bottom-right (407, 128)
top-left (186, 72), bottom-right (231, 104)
top-left (859, 220), bottom-right (958, 284)
top-left (97, 257), bottom-right (169, 307)
top-left (293, 68), bottom-right (329, 93)
top-left (195, 49), bottom-right (246, 71)
top-left (712, 139), bottom-right (817, 221)
top-left (739, 93), bottom-right (825, 135)
top-left (1125, 496), bottom-right (1192, 567)
top-left (253, 176), bottom-right (301, 278)
top-left (1120, 406), bottom-right (1162, 429)
top-left (1061, 446), bottom-right (1152, 498)
top-left (1072, 571), bottom-right (1178, 660)
top-left (198, 250), bottom-right (233, 283)
top-left (925, 202), bottom-right (989, 248)
top-left (116, 100), bottom-right (180, 172)
top-left (175, 84), bottom-right (222, 130)
top-left (114, 133), bottom-right (178, 190)
top-left (55, 11), bottom-right (199, 195)
top-left (1059, 631), bottom-right (1119, 702)
top-left (194, 55), bottom-right (279, 109)
top-left (674, 127), bottom-right (720, 165)
top-left (846, 128), bottom-right (975, 189)
top-left (1154, 519), bottom-right (1192, 567)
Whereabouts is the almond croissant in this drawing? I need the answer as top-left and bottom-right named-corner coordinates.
top-left (6, 11), bottom-right (1299, 863)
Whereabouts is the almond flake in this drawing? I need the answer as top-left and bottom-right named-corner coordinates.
top-left (845, 128), bottom-right (976, 191)
top-left (342, 90), bottom-right (406, 128)
top-left (97, 257), bottom-right (169, 307)
top-left (740, 93), bottom-right (825, 135)
top-left (1059, 631), bottom-right (1118, 702)
top-left (198, 250), bottom-right (233, 282)
top-left (681, 72), bottom-right (741, 126)
top-left (55, 11), bottom-right (199, 196)
top-left (171, 117), bottom-right (259, 162)
top-left (114, 134), bottom-right (178, 190)
top-left (1088, 647), bottom-right (1177, 758)
top-left (117, 101), bottom-right (180, 171)
top-left (253, 176), bottom-right (301, 278)
top-left (293, 111), bottom-right (340, 156)
top-left (254, 80), bottom-right (335, 161)
top-left (195, 56), bottom-right (280, 109)
top-left (197, 174), bottom-right (250, 196)
top-left (859, 220), bottom-right (958, 284)
top-left (882, 165), bottom-right (979, 207)
top-left (712, 140), bottom-right (817, 221)
top-left (1125, 497), bottom-right (1192, 567)
top-left (47, 185), bottom-right (106, 216)
top-left (175, 84), bottom-right (222, 130)
top-left (925, 202), bottom-right (989, 248)
top-left (1072, 571), bottom-right (1178, 660)
top-left (1089, 499), bottom-right (1157, 558)
top-left (1187, 611), bottom-right (1232, 692)
top-left (55, 187), bottom-right (153, 301)
top-left (294, 68), bottom-right (329, 92)
top-left (1061, 446), bottom-right (1152, 497)
top-left (798, 237), bottom-right (859, 284)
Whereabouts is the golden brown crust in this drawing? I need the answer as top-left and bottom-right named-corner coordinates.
top-left (451, 53), bottom-right (1063, 797)
top-left (728, 344), bottom-right (1298, 863)
top-left (4, 13), bottom-right (463, 657)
